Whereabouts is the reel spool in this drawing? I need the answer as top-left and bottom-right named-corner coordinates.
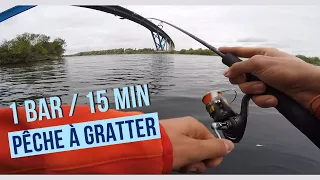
top-left (202, 90), bottom-right (251, 143)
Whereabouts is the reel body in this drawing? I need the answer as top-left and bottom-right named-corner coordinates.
top-left (202, 90), bottom-right (251, 143)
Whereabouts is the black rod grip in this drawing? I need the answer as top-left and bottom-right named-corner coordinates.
top-left (222, 53), bottom-right (320, 148)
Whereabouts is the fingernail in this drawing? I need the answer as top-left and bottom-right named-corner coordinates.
top-left (224, 140), bottom-right (234, 153)
top-left (265, 98), bottom-right (275, 106)
top-left (252, 83), bottom-right (265, 93)
top-left (223, 70), bottom-right (230, 77)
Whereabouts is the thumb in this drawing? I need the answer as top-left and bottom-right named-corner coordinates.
top-left (189, 138), bottom-right (234, 163)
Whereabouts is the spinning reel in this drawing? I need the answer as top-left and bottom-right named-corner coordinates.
top-left (202, 90), bottom-right (251, 143)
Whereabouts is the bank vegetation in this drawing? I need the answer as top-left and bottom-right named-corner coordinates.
top-left (0, 33), bottom-right (66, 65)
top-left (1, 33), bottom-right (319, 66)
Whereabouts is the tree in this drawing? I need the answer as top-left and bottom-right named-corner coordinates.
top-left (0, 33), bottom-right (67, 64)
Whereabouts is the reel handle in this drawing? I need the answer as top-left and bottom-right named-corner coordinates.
top-left (222, 53), bottom-right (320, 148)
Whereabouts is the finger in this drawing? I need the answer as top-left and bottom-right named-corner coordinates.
top-left (252, 95), bottom-right (278, 108)
top-left (224, 55), bottom-right (271, 78)
top-left (189, 139), bottom-right (234, 163)
top-left (238, 81), bottom-right (266, 94)
top-left (199, 125), bottom-right (216, 139)
top-left (186, 162), bottom-right (207, 173)
top-left (224, 60), bottom-right (256, 79)
top-left (204, 157), bottom-right (223, 168)
top-left (218, 46), bottom-right (271, 58)
top-left (183, 116), bottom-right (216, 140)
top-left (219, 46), bottom-right (293, 58)
top-left (228, 74), bottom-right (246, 84)
top-left (179, 162), bottom-right (206, 174)
top-left (194, 163), bottom-right (207, 173)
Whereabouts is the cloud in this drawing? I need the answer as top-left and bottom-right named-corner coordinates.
top-left (237, 37), bottom-right (268, 43)
top-left (1, 5), bottom-right (320, 56)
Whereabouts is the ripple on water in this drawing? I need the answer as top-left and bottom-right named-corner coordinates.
top-left (1, 54), bottom-right (320, 174)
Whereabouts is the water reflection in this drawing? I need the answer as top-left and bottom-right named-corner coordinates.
top-left (0, 54), bottom-right (227, 106)
top-left (60, 54), bottom-right (177, 106)
top-left (0, 59), bottom-right (70, 106)
top-left (144, 54), bottom-right (175, 95)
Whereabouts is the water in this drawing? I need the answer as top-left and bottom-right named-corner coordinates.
top-left (1, 54), bottom-right (320, 174)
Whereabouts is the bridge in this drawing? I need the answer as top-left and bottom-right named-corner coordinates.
top-left (0, 5), bottom-right (175, 51)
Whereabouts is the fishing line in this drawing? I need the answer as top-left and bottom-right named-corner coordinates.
top-left (220, 89), bottom-right (237, 104)
top-left (148, 17), bottom-right (320, 147)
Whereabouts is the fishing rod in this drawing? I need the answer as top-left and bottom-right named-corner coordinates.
top-left (149, 17), bottom-right (320, 148)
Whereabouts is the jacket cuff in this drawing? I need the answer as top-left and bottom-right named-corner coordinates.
top-left (159, 124), bottom-right (173, 174)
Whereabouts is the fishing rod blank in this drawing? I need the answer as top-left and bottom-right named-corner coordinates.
top-left (149, 17), bottom-right (320, 149)
top-left (149, 18), bottom-right (225, 57)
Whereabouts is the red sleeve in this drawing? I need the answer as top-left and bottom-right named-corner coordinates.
top-left (159, 124), bottom-right (173, 174)
top-left (0, 105), bottom-right (173, 174)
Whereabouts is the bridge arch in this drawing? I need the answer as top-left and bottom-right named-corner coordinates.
top-left (0, 5), bottom-right (175, 51)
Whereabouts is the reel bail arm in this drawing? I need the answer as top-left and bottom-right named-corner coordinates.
top-left (202, 90), bottom-right (251, 143)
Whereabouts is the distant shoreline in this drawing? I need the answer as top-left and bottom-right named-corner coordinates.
top-left (63, 48), bottom-right (220, 57)
top-left (64, 53), bottom-right (219, 57)
top-left (64, 48), bottom-right (320, 66)
top-left (1, 33), bottom-right (320, 66)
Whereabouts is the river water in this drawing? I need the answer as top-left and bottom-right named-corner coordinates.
top-left (1, 54), bottom-right (320, 174)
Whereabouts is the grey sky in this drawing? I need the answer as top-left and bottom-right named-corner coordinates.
top-left (0, 5), bottom-right (320, 56)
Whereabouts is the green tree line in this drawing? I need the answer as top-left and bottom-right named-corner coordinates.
top-left (0, 33), bottom-right (66, 65)
top-left (296, 55), bottom-right (320, 66)
top-left (1, 33), bottom-right (320, 66)
top-left (67, 48), bottom-right (320, 66)
top-left (66, 48), bottom-right (219, 57)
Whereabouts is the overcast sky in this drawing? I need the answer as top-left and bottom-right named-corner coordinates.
top-left (0, 5), bottom-right (320, 56)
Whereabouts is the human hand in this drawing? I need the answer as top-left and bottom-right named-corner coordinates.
top-left (219, 47), bottom-right (320, 112)
top-left (160, 117), bottom-right (234, 173)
